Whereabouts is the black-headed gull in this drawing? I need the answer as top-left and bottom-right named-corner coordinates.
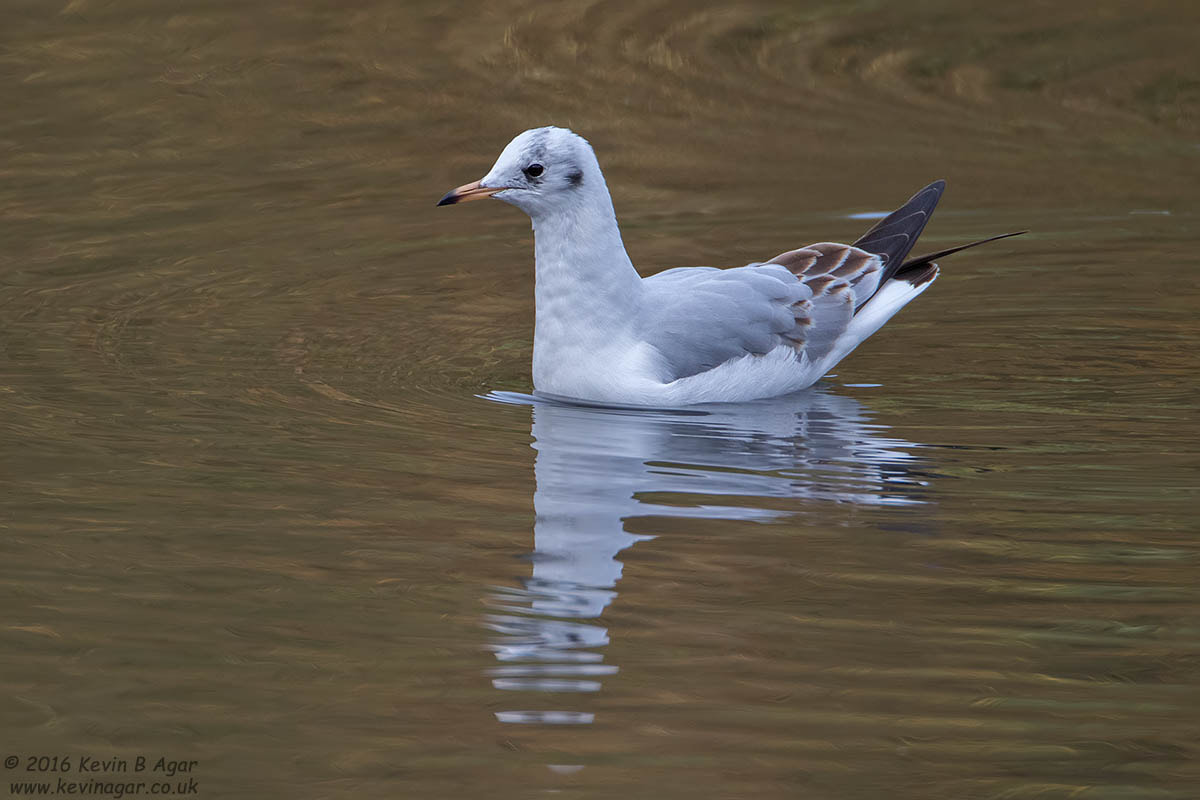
top-left (439, 127), bottom-right (1022, 406)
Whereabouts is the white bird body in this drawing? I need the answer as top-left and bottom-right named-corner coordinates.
top-left (438, 127), bottom-right (1020, 406)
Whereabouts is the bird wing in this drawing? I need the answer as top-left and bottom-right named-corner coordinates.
top-left (641, 243), bottom-right (884, 381)
top-left (640, 181), bottom-right (1022, 384)
top-left (851, 180), bottom-right (945, 289)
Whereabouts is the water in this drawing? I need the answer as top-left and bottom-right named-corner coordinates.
top-left (2, 1), bottom-right (1198, 798)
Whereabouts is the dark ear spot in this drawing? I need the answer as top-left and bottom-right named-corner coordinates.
top-left (567, 169), bottom-right (584, 187)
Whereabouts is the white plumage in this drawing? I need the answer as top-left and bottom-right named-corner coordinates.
top-left (438, 127), bottom-right (1020, 406)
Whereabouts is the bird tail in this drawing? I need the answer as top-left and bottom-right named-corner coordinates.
top-left (891, 230), bottom-right (1028, 282)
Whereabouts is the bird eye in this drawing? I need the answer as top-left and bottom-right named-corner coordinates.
top-left (524, 163), bottom-right (544, 178)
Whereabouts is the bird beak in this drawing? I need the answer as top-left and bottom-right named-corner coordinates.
top-left (437, 179), bottom-right (504, 207)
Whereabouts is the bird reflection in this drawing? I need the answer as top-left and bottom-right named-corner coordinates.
top-left (483, 387), bottom-right (930, 726)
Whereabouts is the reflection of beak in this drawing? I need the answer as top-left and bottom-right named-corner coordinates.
top-left (436, 179), bottom-right (505, 207)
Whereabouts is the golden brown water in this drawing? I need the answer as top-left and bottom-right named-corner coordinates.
top-left (2, 1), bottom-right (1198, 798)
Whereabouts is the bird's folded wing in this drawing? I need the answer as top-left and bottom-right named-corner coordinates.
top-left (642, 244), bottom-right (884, 381)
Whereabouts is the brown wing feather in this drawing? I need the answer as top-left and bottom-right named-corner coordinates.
top-left (765, 243), bottom-right (883, 360)
top-left (767, 243), bottom-right (883, 298)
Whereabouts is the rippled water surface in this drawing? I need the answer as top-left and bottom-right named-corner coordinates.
top-left (3, 1), bottom-right (1199, 798)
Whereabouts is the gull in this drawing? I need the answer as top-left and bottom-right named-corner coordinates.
top-left (438, 127), bottom-right (1023, 406)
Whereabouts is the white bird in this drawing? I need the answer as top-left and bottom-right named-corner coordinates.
top-left (438, 127), bottom-right (1022, 406)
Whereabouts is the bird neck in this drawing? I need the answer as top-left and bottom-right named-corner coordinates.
top-left (528, 186), bottom-right (644, 391)
top-left (531, 188), bottom-right (642, 325)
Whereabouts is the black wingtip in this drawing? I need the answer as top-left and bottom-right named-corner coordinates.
top-left (853, 180), bottom-right (948, 281)
top-left (436, 191), bottom-right (459, 207)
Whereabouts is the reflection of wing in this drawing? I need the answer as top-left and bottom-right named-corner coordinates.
top-left (649, 390), bottom-right (928, 507)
